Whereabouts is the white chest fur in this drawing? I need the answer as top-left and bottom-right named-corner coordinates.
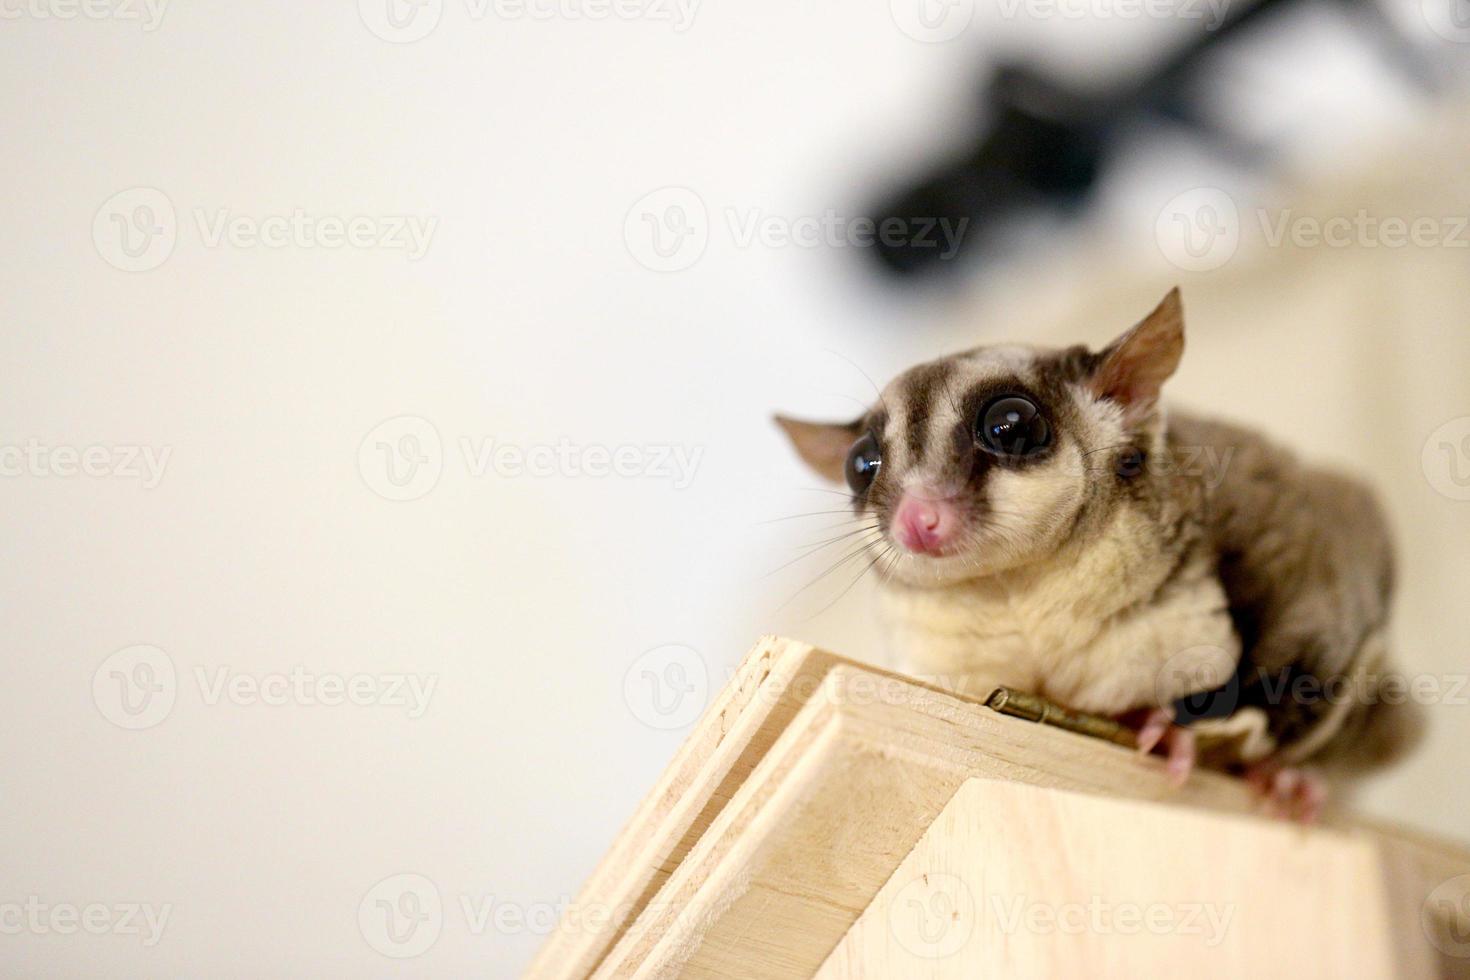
top-left (877, 525), bottom-right (1239, 716)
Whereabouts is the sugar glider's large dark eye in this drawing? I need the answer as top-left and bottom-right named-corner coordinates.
top-left (977, 396), bottom-right (1051, 458)
top-left (844, 434), bottom-right (882, 494)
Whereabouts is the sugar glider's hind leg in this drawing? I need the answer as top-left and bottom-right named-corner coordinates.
top-left (1245, 764), bottom-right (1329, 823)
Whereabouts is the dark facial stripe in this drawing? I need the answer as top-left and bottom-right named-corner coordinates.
top-left (898, 360), bottom-right (955, 463)
top-left (864, 406), bottom-right (889, 439)
top-left (1045, 345), bottom-right (1102, 383)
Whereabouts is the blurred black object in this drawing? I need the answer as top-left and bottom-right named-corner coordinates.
top-left (871, 0), bottom-right (1439, 279)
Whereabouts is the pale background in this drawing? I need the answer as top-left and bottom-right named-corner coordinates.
top-left (2, 2), bottom-right (1469, 976)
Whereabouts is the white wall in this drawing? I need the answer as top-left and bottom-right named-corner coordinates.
top-left (1, 3), bottom-right (1464, 976)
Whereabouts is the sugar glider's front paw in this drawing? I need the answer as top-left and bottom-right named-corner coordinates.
top-left (1135, 707), bottom-right (1197, 787)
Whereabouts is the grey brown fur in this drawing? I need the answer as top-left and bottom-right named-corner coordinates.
top-left (1171, 412), bottom-right (1423, 774)
top-left (776, 289), bottom-right (1422, 783)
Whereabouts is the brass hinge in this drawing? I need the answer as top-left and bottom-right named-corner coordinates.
top-left (985, 687), bottom-right (1138, 749)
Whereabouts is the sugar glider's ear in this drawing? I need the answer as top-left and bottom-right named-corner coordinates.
top-left (774, 415), bottom-right (862, 483)
top-left (1088, 287), bottom-right (1185, 424)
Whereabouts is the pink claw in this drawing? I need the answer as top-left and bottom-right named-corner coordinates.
top-left (1136, 707), bottom-right (1173, 755)
top-left (1135, 708), bottom-right (1196, 786)
top-left (1164, 725), bottom-right (1197, 786)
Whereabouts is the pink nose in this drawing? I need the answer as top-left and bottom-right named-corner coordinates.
top-left (892, 493), bottom-right (958, 555)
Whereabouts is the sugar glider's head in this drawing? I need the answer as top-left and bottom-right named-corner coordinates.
top-left (776, 289), bottom-right (1185, 587)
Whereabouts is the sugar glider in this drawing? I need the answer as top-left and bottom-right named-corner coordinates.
top-left (777, 289), bottom-right (1422, 820)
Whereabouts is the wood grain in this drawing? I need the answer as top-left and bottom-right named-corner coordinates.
top-left (588, 658), bottom-right (1274, 978)
top-left (527, 636), bottom-right (892, 978)
top-left (816, 778), bottom-right (1404, 978)
top-left (528, 637), bottom-right (1470, 979)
